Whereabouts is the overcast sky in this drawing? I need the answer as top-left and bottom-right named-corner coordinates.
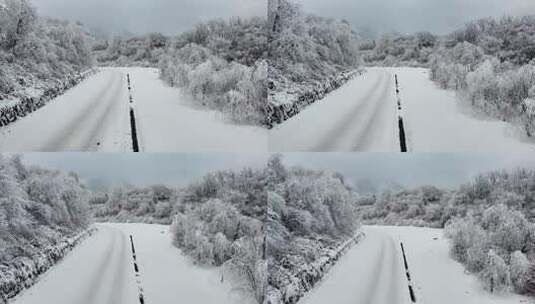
top-left (22, 153), bottom-right (268, 188)
top-left (297, 0), bottom-right (535, 35)
top-left (19, 153), bottom-right (535, 191)
top-left (282, 153), bottom-right (535, 190)
top-left (31, 0), bottom-right (265, 35)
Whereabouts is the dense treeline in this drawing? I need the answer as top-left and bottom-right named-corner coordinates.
top-left (0, 155), bottom-right (91, 263)
top-left (267, 0), bottom-right (362, 126)
top-left (361, 31), bottom-right (437, 66)
top-left (159, 17), bottom-right (267, 125)
top-left (266, 155), bottom-right (360, 303)
top-left (89, 184), bottom-right (178, 224)
top-left (0, 155), bottom-right (92, 302)
top-left (94, 33), bottom-right (169, 67)
top-left (171, 168), bottom-right (267, 304)
top-left (357, 168), bottom-right (535, 296)
top-left (429, 16), bottom-right (535, 137)
top-left (96, 17), bottom-right (267, 126)
top-left (0, 0), bottom-right (94, 102)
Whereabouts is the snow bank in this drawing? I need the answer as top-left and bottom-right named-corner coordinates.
top-left (0, 228), bottom-right (95, 304)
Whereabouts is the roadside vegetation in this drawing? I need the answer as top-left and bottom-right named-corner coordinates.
top-left (357, 168), bottom-right (535, 297)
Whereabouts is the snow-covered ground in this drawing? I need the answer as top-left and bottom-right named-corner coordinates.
top-left (0, 67), bottom-right (267, 152)
top-left (299, 227), bottom-right (409, 304)
top-left (0, 69), bottom-right (131, 151)
top-left (269, 67), bottom-right (535, 152)
top-left (269, 69), bottom-right (398, 152)
top-left (300, 226), bottom-right (533, 304)
top-left (11, 223), bottom-right (244, 304)
top-left (126, 68), bottom-right (267, 152)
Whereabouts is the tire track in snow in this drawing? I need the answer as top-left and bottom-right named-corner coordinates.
top-left (313, 72), bottom-right (386, 151)
top-left (352, 70), bottom-right (392, 150)
top-left (77, 227), bottom-right (118, 304)
top-left (42, 71), bottom-right (122, 150)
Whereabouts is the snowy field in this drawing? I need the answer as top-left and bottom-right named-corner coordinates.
top-left (11, 223), bottom-right (244, 304)
top-left (269, 67), bottom-right (535, 152)
top-left (0, 67), bottom-right (267, 152)
top-left (300, 226), bottom-right (533, 304)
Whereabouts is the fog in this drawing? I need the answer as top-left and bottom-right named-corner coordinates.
top-left (282, 153), bottom-right (535, 190)
top-left (31, 0), bottom-right (265, 35)
top-left (296, 0), bottom-right (535, 35)
top-left (22, 153), bottom-right (268, 188)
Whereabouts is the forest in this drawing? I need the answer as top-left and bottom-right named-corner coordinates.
top-left (0, 0), bottom-right (94, 127)
top-left (266, 155), bottom-right (361, 303)
top-left (0, 155), bottom-right (91, 303)
top-left (357, 168), bottom-right (535, 296)
top-left (91, 167), bottom-right (268, 303)
top-left (267, 0), bottom-right (363, 127)
top-left (362, 16), bottom-right (535, 137)
top-left (95, 17), bottom-right (267, 126)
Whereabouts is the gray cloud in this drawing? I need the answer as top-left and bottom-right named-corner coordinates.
top-left (31, 0), bottom-right (265, 35)
top-left (296, 0), bottom-right (535, 35)
top-left (282, 153), bottom-right (535, 189)
top-left (22, 153), bottom-right (268, 188)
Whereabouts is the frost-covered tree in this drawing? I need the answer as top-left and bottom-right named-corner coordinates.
top-left (480, 249), bottom-right (511, 293)
top-left (0, 155), bottom-right (91, 267)
top-left (510, 251), bottom-right (530, 293)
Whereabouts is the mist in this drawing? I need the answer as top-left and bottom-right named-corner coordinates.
top-left (31, 0), bottom-right (265, 36)
top-left (22, 153), bottom-right (268, 189)
top-left (296, 0), bottom-right (535, 35)
top-left (282, 153), bottom-right (535, 190)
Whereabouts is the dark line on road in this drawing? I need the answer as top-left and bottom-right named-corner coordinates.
top-left (400, 241), bottom-right (417, 303)
top-left (129, 235), bottom-right (145, 304)
top-left (130, 109), bottom-right (140, 152)
top-left (395, 74), bottom-right (408, 153)
top-left (126, 74), bottom-right (140, 152)
top-left (399, 118), bottom-right (408, 152)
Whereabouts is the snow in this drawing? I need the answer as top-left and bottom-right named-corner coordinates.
top-left (525, 99), bottom-right (535, 115)
top-left (268, 67), bottom-right (535, 152)
top-left (11, 223), bottom-right (243, 304)
top-left (108, 223), bottom-right (248, 304)
top-left (298, 227), bottom-right (408, 304)
top-left (269, 69), bottom-right (398, 152)
top-left (0, 69), bottom-right (131, 152)
top-left (0, 67), bottom-right (267, 152)
top-left (387, 67), bottom-right (535, 152)
top-left (301, 225), bottom-right (532, 304)
top-left (11, 225), bottom-right (138, 304)
top-left (124, 67), bottom-right (267, 152)
top-left (374, 225), bottom-right (533, 304)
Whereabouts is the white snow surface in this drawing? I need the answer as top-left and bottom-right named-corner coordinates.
top-left (301, 225), bottom-right (533, 304)
top-left (269, 67), bottom-right (535, 152)
top-left (126, 68), bottom-right (267, 152)
top-left (11, 223), bottom-right (243, 304)
top-left (0, 67), bottom-right (267, 152)
top-left (269, 69), bottom-right (398, 152)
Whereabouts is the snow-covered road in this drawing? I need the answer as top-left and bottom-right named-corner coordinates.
top-left (301, 226), bottom-right (532, 304)
top-left (299, 227), bottom-right (409, 304)
top-left (0, 67), bottom-right (267, 152)
top-left (12, 223), bottom-right (242, 304)
top-left (269, 67), bottom-right (535, 152)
